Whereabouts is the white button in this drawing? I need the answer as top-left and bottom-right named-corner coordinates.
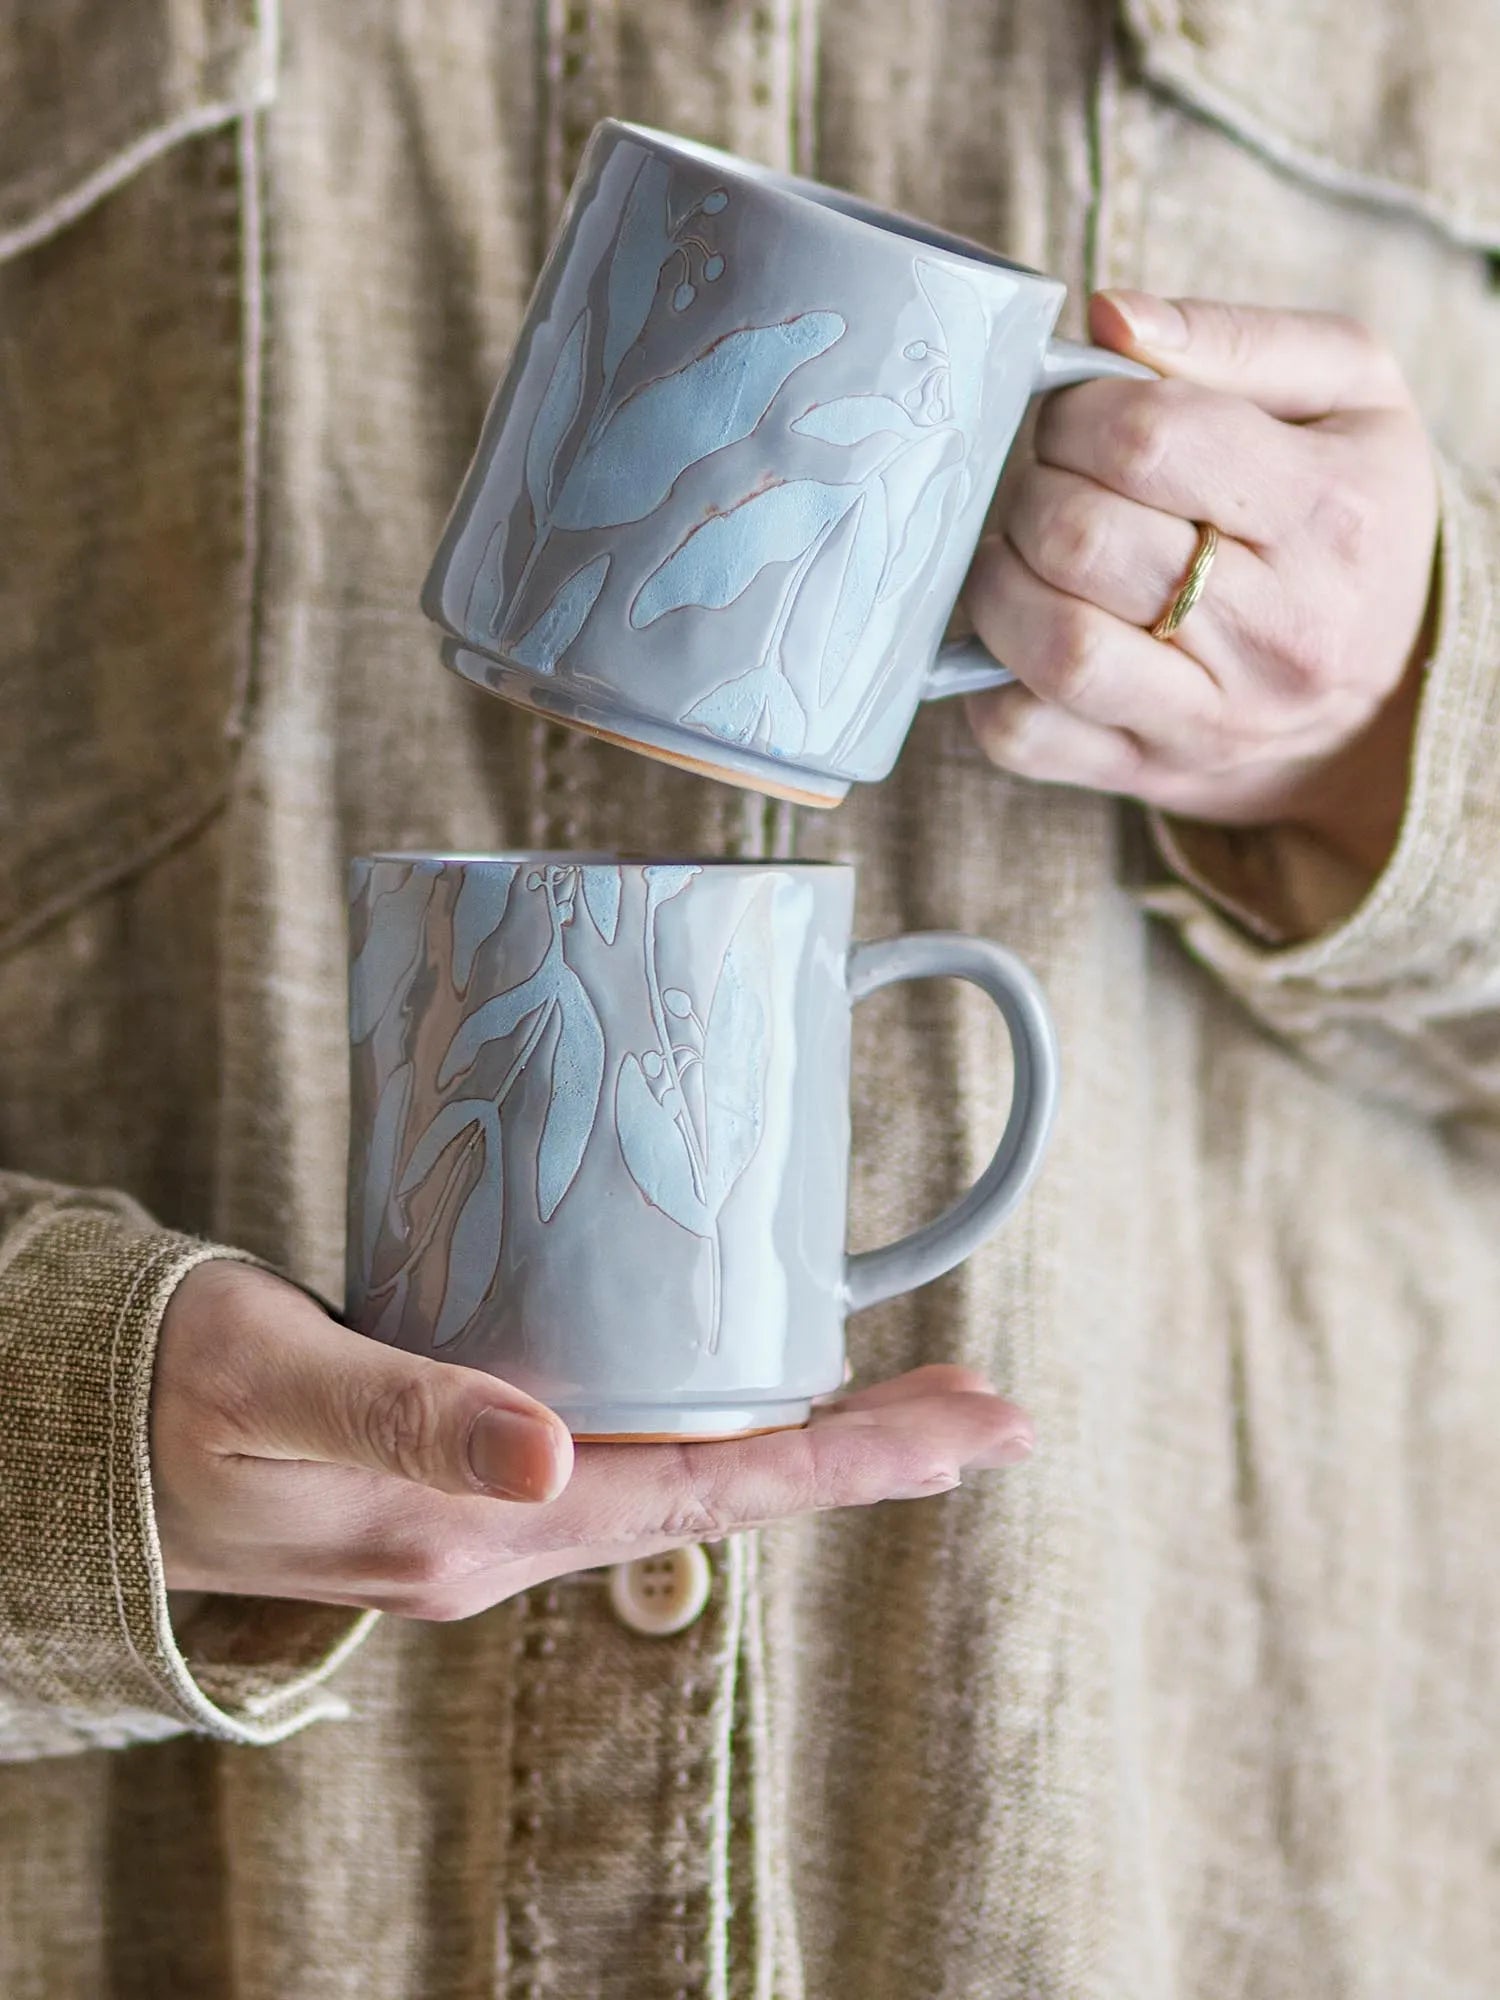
top-left (608, 1547), bottom-right (712, 1636)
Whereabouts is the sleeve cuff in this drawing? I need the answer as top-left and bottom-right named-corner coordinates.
top-left (0, 1188), bottom-right (375, 1759)
top-left (1138, 453), bottom-right (1500, 1064)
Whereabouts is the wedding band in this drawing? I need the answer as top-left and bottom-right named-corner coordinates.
top-left (1149, 523), bottom-right (1219, 642)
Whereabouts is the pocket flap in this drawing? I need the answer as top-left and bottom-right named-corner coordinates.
top-left (0, 0), bottom-right (274, 260)
top-left (1121, 0), bottom-right (1500, 252)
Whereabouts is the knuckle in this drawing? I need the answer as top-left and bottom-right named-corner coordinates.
top-left (1033, 489), bottom-right (1111, 592)
top-left (1106, 387), bottom-right (1175, 496)
top-left (1306, 473), bottom-right (1377, 570)
top-left (361, 1376), bottom-right (449, 1484)
top-left (1039, 600), bottom-right (1108, 708)
top-left (973, 691), bottom-right (1044, 770)
top-left (654, 1449), bottom-right (735, 1545)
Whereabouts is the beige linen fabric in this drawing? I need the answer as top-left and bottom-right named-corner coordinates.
top-left (0, 1), bottom-right (1497, 1994)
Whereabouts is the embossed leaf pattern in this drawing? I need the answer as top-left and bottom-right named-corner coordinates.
top-left (580, 865), bottom-right (621, 944)
top-left (509, 553), bottom-right (611, 672)
top-left (433, 1105), bottom-right (504, 1347)
top-left (601, 156), bottom-right (673, 386)
top-left (550, 312), bottom-right (846, 532)
top-left (630, 479), bottom-right (853, 628)
top-left (615, 1055), bottom-right (712, 1235)
top-left (791, 395), bottom-right (919, 447)
top-left (914, 258), bottom-right (989, 428)
top-left (360, 1058), bottom-right (413, 1295)
top-left (643, 864), bottom-right (700, 908)
top-left (525, 307), bottom-right (589, 524)
top-left (451, 864), bottom-right (519, 990)
top-left (819, 487), bottom-right (889, 702)
top-left (684, 663), bottom-right (806, 751)
top-left (879, 431), bottom-right (966, 604)
top-left (702, 893), bottom-right (771, 1208)
top-left (349, 864), bottom-right (439, 1043)
top-left (395, 1097), bottom-right (505, 1349)
top-left (437, 962), bottom-right (551, 1087)
top-left (536, 965), bottom-right (605, 1221)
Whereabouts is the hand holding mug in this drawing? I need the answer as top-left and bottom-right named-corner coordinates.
top-left (965, 292), bottom-right (1440, 877)
top-left (151, 1261), bottom-right (1032, 1619)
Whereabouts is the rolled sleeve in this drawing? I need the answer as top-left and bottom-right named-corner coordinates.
top-left (1140, 453), bottom-right (1500, 1120)
top-left (0, 1178), bottom-right (375, 1761)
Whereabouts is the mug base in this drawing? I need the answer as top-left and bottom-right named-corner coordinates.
top-left (443, 644), bottom-right (851, 809)
top-left (556, 1397), bottom-right (815, 1441)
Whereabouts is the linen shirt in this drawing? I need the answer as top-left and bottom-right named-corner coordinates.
top-left (2, 2), bottom-right (1498, 1994)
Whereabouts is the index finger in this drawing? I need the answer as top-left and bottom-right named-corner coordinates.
top-left (1033, 376), bottom-right (1330, 546)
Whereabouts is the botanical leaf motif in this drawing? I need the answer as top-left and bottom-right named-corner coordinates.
top-left (525, 307), bottom-right (589, 523)
top-left (451, 864), bottom-right (519, 990)
top-left (791, 395), bottom-right (919, 447)
top-left (702, 892), bottom-right (772, 1208)
top-left (630, 480), bottom-right (853, 628)
top-left (536, 965), bottom-right (605, 1221)
top-left (601, 156), bottom-right (673, 387)
top-left (361, 1059), bottom-right (413, 1289)
top-left (580, 865), bottom-right (621, 945)
top-left (615, 1055), bottom-right (712, 1235)
top-left (465, 517), bottom-right (508, 639)
top-left (643, 864), bottom-right (700, 908)
top-left (349, 864), bottom-right (439, 1043)
top-left (437, 964), bottom-right (551, 1087)
top-left (368, 1268), bottom-right (409, 1346)
top-left (509, 553), bottom-right (610, 672)
top-left (551, 313), bottom-right (845, 532)
top-left (684, 663), bottom-right (806, 752)
top-left (397, 1096), bottom-right (496, 1203)
top-left (761, 672), bottom-right (808, 754)
top-left (433, 1104), bottom-right (504, 1348)
top-left (914, 258), bottom-right (989, 429)
top-left (818, 486), bottom-right (888, 702)
top-left (878, 433), bottom-right (965, 604)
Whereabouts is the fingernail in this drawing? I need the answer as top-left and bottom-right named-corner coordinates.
top-left (1100, 289), bottom-right (1187, 350)
top-left (468, 1406), bottom-right (569, 1501)
top-left (966, 1428), bottom-right (1036, 1471)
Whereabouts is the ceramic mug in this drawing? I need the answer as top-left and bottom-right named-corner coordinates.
top-left (422, 118), bottom-right (1152, 808)
top-left (346, 854), bottom-right (1058, 1439)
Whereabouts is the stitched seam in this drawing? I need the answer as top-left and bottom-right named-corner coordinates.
top-left (1126, 32), bottom-right (1500, 252)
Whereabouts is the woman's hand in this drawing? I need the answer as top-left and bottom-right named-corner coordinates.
top-left (151, 1261), bottom-right (1032, 1622)
top-left (963, 292), bottom-right (1440, 877)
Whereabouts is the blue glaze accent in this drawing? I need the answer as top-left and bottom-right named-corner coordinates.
top-left (580, 864), bottom-right (621, 944)
top-left (791, 394), bottom-right (917, 446)
top-left (550, 312), bottom-right (845, 532)
top-left (396, 1097), bottom-right (504, 1349)
top-left (451, 863), bottom-right (519, 990)
top-left (701, 893), bottom-right (770, 1206)
top-left (684, 664), bottom-right (805, 750)
top-left (536, 964), bottom-right (605, 1220)
top-left (510, 553), bottom-right (611, 671)
top-left (348, 863), bottom-right (439, 1042)
top-left (601, 156), bottom-right (674, 385)
top-left (913, 257), bottom-right (993, 429)
top-left (630, 478), bottom-right (852, 627)
top-left (525, 308), bottom-right (589, 522)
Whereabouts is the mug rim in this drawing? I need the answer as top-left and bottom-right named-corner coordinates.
top-left (359, 852), bottom-right (856, 874)
top-left (602, 118), bottom-right (1056, 291)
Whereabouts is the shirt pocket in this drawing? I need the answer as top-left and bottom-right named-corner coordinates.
top-left (1119, 0), bottom-right (1500, 250)
top-left (0, 2), bottom-right (274, 951)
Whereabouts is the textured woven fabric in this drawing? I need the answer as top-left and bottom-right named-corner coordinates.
top-left (1, 0), bottom-right (1498, 1994)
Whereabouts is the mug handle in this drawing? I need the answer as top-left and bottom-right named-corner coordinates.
top-left (922, 337), bottom-right (1159, 701)
top-left (842, 933), bottom-right (1059, 1314)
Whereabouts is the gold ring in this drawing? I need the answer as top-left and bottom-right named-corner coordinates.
top-left (1149, 522), bottom-right (1219, 642)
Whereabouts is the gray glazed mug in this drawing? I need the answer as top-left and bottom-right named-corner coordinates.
top-left (422, 118), bottom-right (1151, 808)
top-left (346, 854), bottom-right (1058, 1439)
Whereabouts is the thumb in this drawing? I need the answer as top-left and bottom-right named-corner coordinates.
top-left (1088, 289), bottom-right (1409, 421)
top-left (241, 1293), bottom-right (574, 1502)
